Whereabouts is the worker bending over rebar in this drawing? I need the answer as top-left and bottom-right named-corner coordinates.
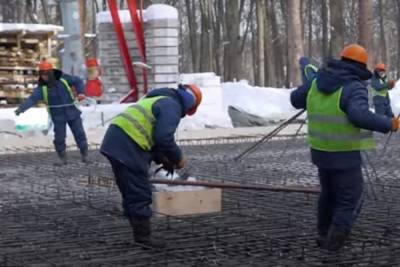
top-left (100, 84), bottom-right (202, 248)
top-left (291, 44), bottom-right (400, 251)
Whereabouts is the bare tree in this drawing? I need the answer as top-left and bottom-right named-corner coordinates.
top-left (199, 0), bottom-right (213, 71)
top-left (224, 0), bottom-right (242, 81)
top-left (358, 0), bottom-right (374, 65)
top-left (378, 0), bottom-right (388, 64)
top-left (329, 0), bottom-right (344, 57)
top-left (321, 0), bottom-right (329, 60)
top-left (40, 0), bottom-right (49, 23)
top-left (287, 0), bottom-right (304, 86)
top-left (185, 0), bottom-right (198, 72)
top-left (255, 0), bottom-right (265, 85)
top-left (307, 0), bottom-right (313, 57)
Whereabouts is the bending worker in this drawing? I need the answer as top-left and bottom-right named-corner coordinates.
top-left (291, 44), bottom-right (400, 251)
top-left (370, 63), bottom-right (396, 117)
top-left (100, 84), bottom-right (202, 248)
top-left (15, 61), bottom-right (89, 165)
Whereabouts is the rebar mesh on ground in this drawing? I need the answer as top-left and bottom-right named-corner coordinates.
top-left (1, 133), bottom-right (400, 266)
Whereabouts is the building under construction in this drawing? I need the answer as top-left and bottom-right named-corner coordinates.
top-left (1, 133), bottom-right (400, 266)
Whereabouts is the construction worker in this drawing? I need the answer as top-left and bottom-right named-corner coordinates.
top-left (299, 56), bottom-right (318, 83)
top-left (15, 61), bottom-right (89, 165)
top-left (100, 84), bottom-right (202, 248)
top-left (290, 44), bottom-right (400, 251)
top-left (370, 63), bottom-right (396, 117)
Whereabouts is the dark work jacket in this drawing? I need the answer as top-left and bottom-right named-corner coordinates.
top-left (18, 69), bottom-right (85, 122)
top-left (291, 59), bottom-right (392, 169)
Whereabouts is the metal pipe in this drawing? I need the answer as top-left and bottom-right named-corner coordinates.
top-left (150, 178), bottom-right (320, 194)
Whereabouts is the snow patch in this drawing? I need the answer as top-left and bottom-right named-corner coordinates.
top-left (144, 4), bottom-right (178, 21)
top-left (96, 4), bottom-right (177, 24)
top-left (222, 80), bottom-right (296, 121)
top-left (0, 23), bottom-right (63, 34)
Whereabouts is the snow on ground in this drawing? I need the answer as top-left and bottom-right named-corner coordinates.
top-left (222, 80), bottom-right (296, 121)
top-left (96, 4), bottom-right (177, 24)
top-left (0, 77), bottom-right (299, 137)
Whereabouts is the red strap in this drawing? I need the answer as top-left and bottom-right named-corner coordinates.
top-left (107, 0), bottom-right (139, 102)
top-left (127, 0), bottom-right (148, 94)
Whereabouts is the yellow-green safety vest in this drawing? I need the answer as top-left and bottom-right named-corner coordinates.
top-left (41, 78), bottom-right (76, 106)
top-left (112, 96), bottom-right (166, 151)
top-left (371, 78), bottom-right (389, 97)
top-left (307, 80), bottom-right (375, 152)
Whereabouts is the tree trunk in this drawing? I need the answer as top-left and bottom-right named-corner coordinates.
top-left (396, 0), bottom-right (400, 76)
top-left (378, 0), bottom-right (387, 64)
top-left (307, 0), bottom-right (313, 57)
top-left (358, 0), bottom-right (374, 65)
top-left (287, 0), bottom-right (304, 86)
top-left (269, 0), bottom-right (284, 87)
top-left (263, 1), bottom-right (275, 86)
top-left (224, 0), bottom-right (241, 81)
top-left (78, 0), bottom-right (87, 57)
top-left (185, 0), bottom-right (198, 72)
top-left (329, 0), bottom-right (344, 57)
top-left (212, 1), bottom-right (222, 76)
top-left (199, 0), bottom-right (213, 72)
top-left (321, 0), bottom-right (329, 61)
top-left (256, 0), bottom-right (265, 86)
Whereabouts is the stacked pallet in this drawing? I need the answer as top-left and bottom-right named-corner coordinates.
top-left (0, 23), bottom-right (63, 104)
top-left (96, 4), bottom-right (179, 102)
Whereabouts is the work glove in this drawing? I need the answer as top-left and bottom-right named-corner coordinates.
top-left (77, 94), bottom-right (86, 101)
top-left (14, 108), bottom-right (22, 116)
top-left (388, 80), bottom-right (397, 89)
top-left (391, 117), bottom-right (400, 131)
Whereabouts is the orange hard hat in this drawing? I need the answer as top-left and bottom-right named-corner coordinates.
top-left (183, 84), bottom-right (202, 116)
top-left (374, 63), bottom-right (386, 71)
top-left (38, 61), bottom-right (53, 71)
top-left (340, 44), bottom-right (368, 65)
top-left (86, 58), bottom-right (99, 68)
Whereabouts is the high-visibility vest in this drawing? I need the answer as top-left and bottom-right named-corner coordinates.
top-left (41, 78), bottom-right (76, 106)
top-left (112, 96), bottom-right (166, 151)
top-left (307, 80), bottom-right (375, 152)
top-left (304, 64), bottom-right (318, 80)
top-left (371, 78), bottom-right (389, 97)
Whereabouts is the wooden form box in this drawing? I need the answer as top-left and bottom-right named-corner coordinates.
top-left (153, 188), bottom-right (222, 216)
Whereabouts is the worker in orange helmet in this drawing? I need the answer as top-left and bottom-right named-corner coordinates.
top-left (291, 44), bottom-right (400, 251)
top-left (85, 58), bottom-right (104, 101)
top-left (370, 63), bottom-right (397, 117)
top-left (15, 60), bottom-right (89, 165)
top-left (100, 84), bottom-right (202, 248)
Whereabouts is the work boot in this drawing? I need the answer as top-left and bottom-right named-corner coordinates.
top-left (129, 217), bottom-right (166, 249)
top-left (323, 225), bottom-right (348, 251)
top-left (54, 151), bottom-right (67, 166)
top-left (80, 148), bottom-right (90, 164)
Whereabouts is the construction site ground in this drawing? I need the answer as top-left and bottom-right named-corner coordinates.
top-left (1, 126), bottom-right (400, 266)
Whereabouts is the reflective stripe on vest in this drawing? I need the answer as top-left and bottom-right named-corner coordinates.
top-left (304, 64), bottom-right (318, 75)
top-left (41, 78), bottom-right (76, 105)
top-left (371, 78), bottom-right (389, 97)
top-left (306, 80), bottom-right (375, 152)
top-left (111, 96), bottom-right (166, 151)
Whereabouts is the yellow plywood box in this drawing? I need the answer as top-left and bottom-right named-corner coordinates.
top-left (153, 188), bottom-right (222, 216)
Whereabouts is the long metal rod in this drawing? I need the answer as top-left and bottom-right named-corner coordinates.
top-left (150, 178), bottom-right (320, 194)
top-left (234, 109), bottom-right (305, 162)
top-left (381, 114), bottom-right (399, 156)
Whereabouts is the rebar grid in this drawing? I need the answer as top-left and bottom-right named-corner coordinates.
top-left (1, 133), bottom-right (400, 266)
